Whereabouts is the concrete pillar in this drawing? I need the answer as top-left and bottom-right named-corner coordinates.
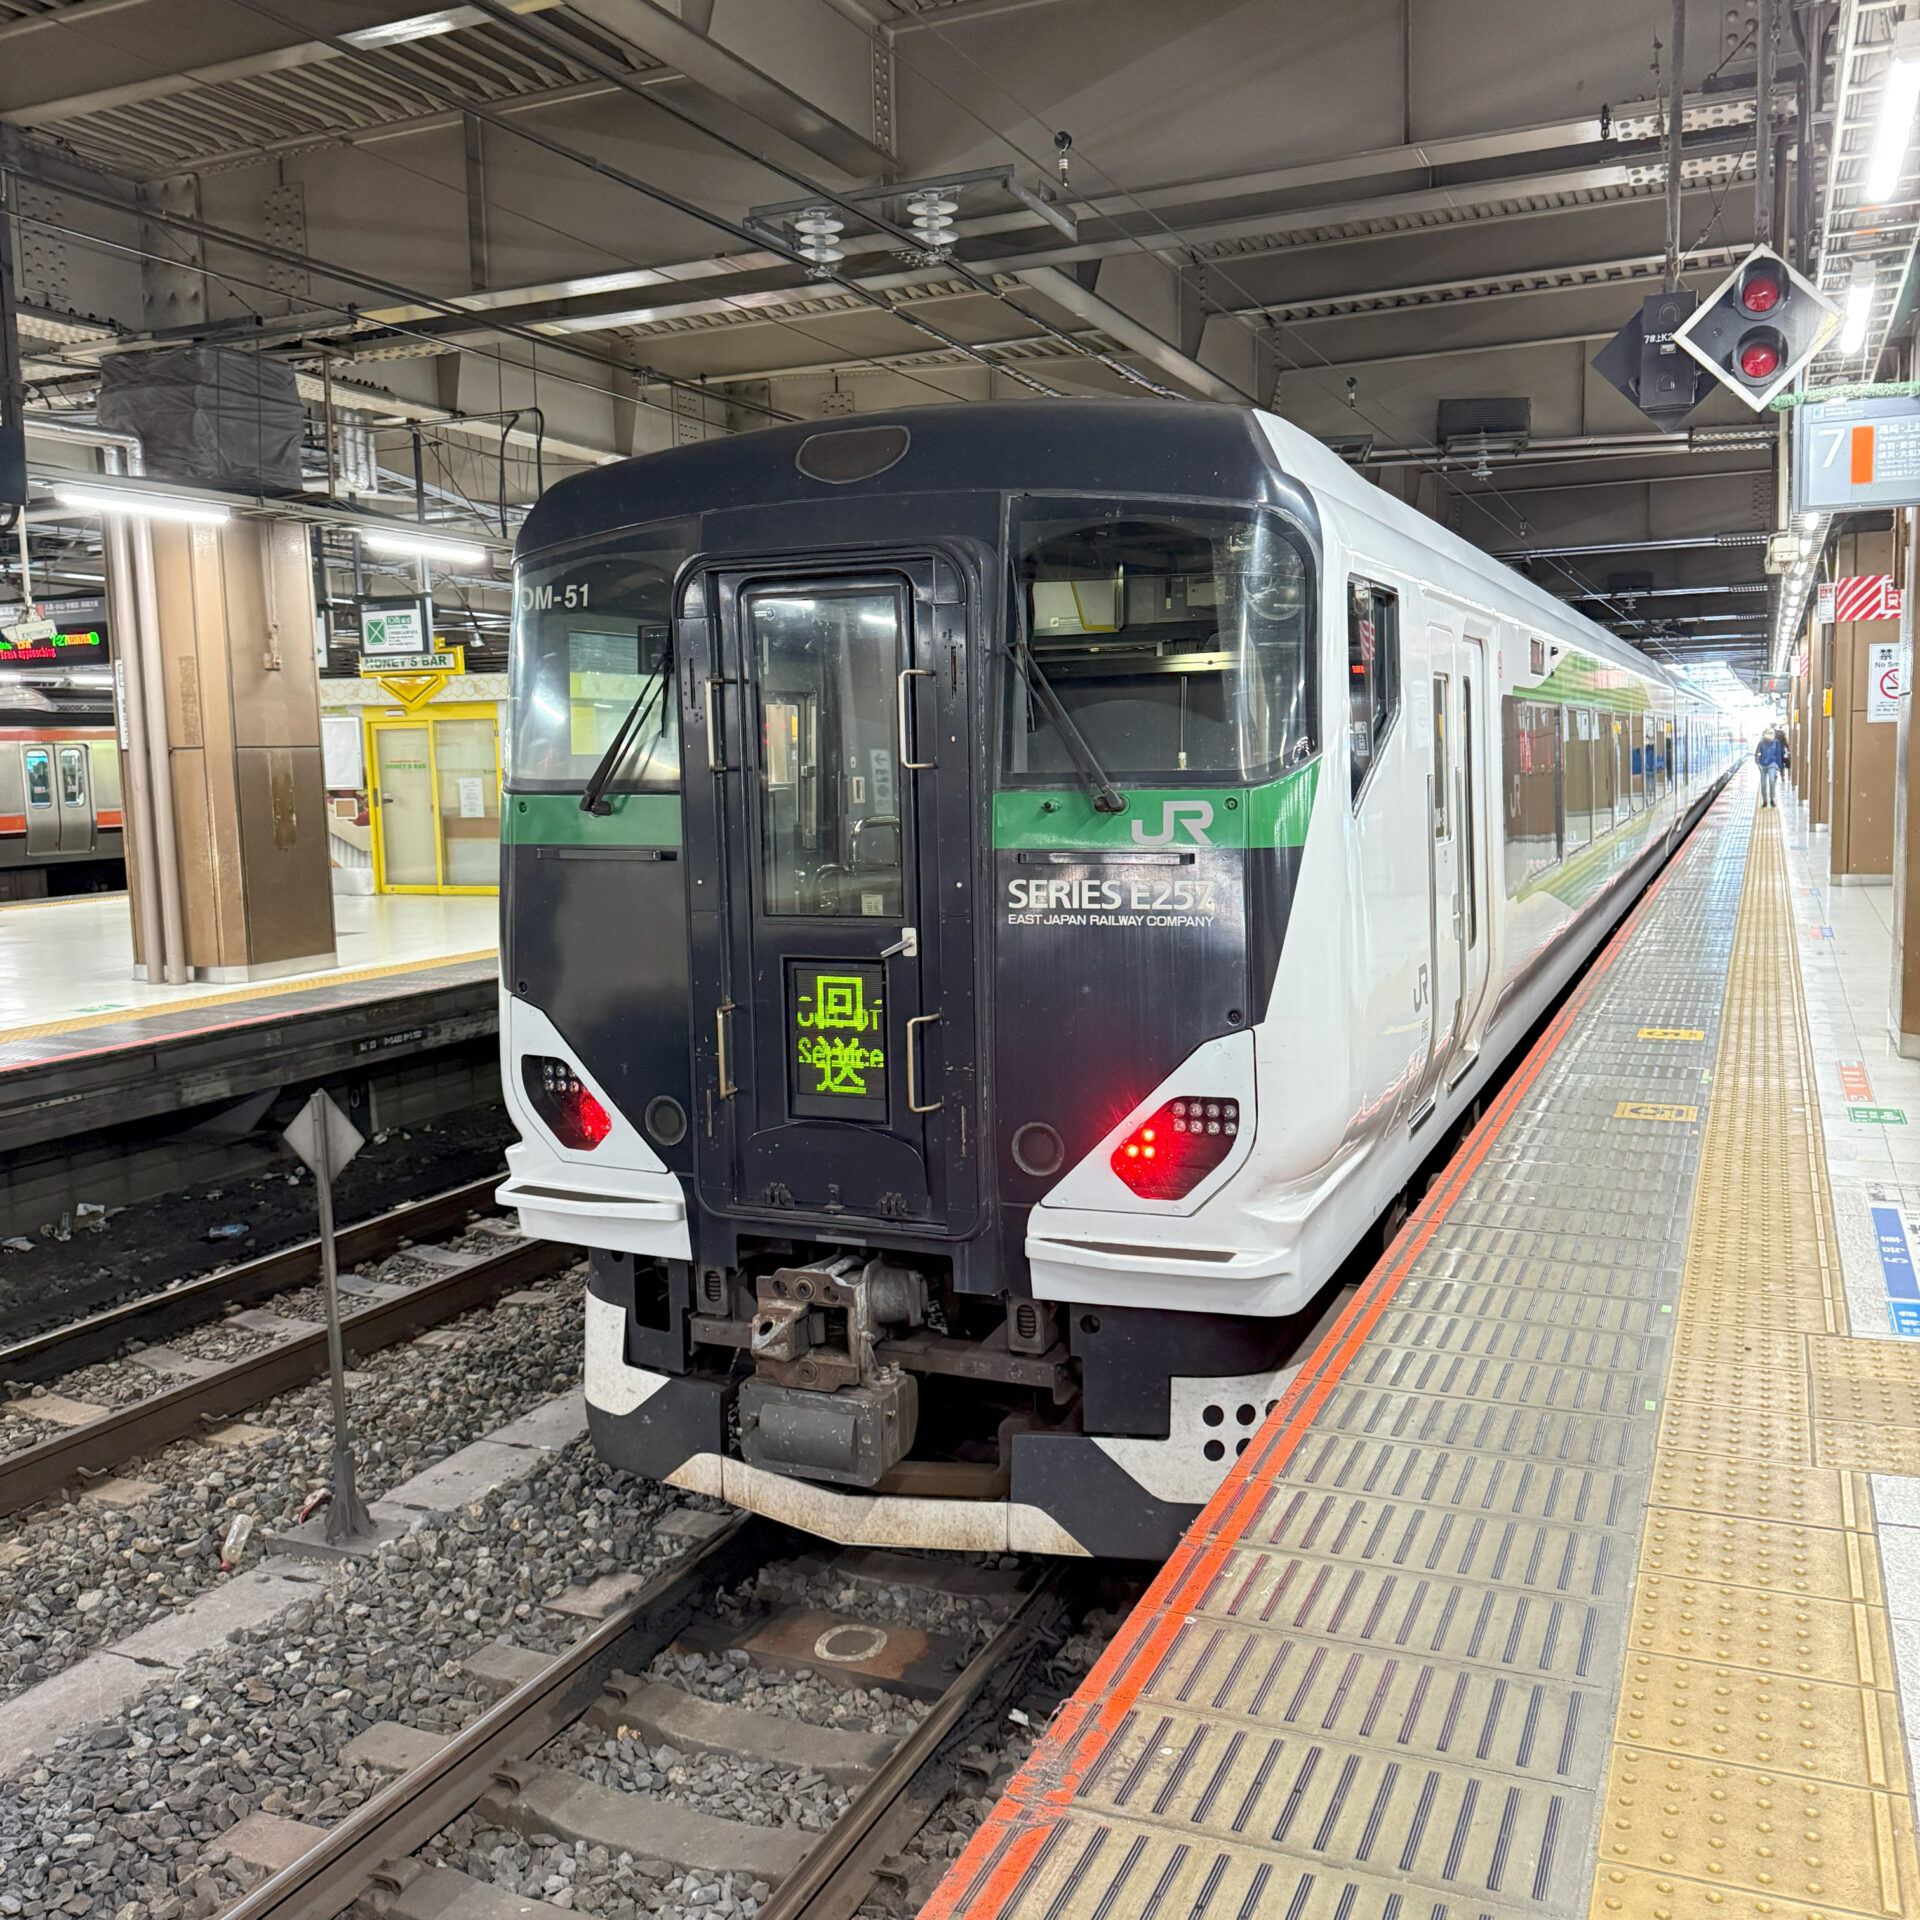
top-left (1831, 526), bottom-right (1900, 883)
top-left (150, 518), bottom-right (337, 980)
top-left (1807, 609), bottom-right (1833, 828)
top-left (1893, 509), bottom-right (1920, 1052)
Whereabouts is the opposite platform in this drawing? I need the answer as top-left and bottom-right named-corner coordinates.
top-left (0, 891), bottom-right (498, 1151)
top-left (928, 776), bottom-right (1920, 1920)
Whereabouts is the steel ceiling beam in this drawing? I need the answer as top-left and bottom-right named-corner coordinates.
top-left (1012, 266), bottom-right (1249, 402)
top-left (558, 0), bottom-right (893, 177)
top-left (0, 0), bottom-right (565, 126)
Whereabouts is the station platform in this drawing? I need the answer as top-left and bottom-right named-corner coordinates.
top-left (928, 773), bottom-right (1920, 1920)
top-left (0, 892), bottom-right (498, 1152)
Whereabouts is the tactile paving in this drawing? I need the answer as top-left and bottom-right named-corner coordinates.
top-left (925, 793), bottom-right (1752, 1920)
top-left (928, 792), bottom-right (1920, 1920)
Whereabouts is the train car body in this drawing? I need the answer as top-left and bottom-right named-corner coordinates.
top-left (499, 402), bottom-right (1738, 1559)
top-left (0, 714), bottom-right (126, 897)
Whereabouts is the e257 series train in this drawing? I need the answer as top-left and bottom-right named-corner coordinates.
top-left (496, 401), bottom-right (1738, 1559)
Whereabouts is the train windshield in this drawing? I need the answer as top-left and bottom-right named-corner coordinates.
top-left (1005, 500), bottom-right (1317, 786)
top-left (506, 523), bottom-right (694, 793)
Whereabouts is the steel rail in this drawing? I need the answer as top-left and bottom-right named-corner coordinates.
top-left (0, 1177), bottom-right (504, 1386)
top-left (216, 1515), bottom-right (789, 1920)
top-left (0, 1233), bottom-right (572, 1518)
top-left (758, 1570), bottom-right (1073, 1920)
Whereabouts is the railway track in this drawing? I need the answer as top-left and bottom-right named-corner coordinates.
top-left (0, 1175), bottom-right (503, 1386)
top-left (0, 1196), bottom-right (571, 1519)
top-left (212, 1518), bottom-right (1074, 1920)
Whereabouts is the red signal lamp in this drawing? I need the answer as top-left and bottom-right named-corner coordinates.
top-left (1111, 1097), bottom-right (1241, 1200)
top-left (523, 1054), bottom-right (612, 1149)
top-left (1736, 330), bottom-right (1784, 381)
top-left (1739, 263), bottom-right (1785, 313)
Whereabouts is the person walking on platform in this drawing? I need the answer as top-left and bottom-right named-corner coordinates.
top-left (1757, 727), bottom-right (1787, 808)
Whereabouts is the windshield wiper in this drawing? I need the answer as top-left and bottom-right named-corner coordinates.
top-left (1013, 635), bottom-right (1126, 814)
top-left (579, 636), bottom-right (673, 816)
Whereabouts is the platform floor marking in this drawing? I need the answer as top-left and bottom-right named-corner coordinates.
top-left (0, 948), bottom-right (498, 1045)
top-left (924, 789), bottom-right (1748, 1920)
top-left (1591, 807), bottom-right (1920, 1920)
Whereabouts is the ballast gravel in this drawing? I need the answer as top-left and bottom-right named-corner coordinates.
top-left (0, 1437), bottom-right (726, 1920)
top-left (0, 1251), bottom-right (584, 1704)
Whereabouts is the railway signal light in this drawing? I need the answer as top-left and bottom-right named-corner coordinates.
top-left (1673, 246), bottom-right (1840, 411)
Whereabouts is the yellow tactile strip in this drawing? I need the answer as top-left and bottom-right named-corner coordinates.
top-left (0, 948), bottom-right (497, 1046)
top-left (1591, 808), bottom-right (1920, 1920)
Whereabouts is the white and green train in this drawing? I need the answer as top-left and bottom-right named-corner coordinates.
top-left (497, 401), bottom-right (1740, 1559)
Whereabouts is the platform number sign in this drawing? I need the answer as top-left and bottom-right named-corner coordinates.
top-left (1795, 397), bottom-right (1920, 513)
top-left (787, 960), bottom-right (887, 1121)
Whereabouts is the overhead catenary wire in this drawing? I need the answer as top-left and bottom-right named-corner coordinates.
top-left (888, 16), bottom-right (1699, 647)
top-left (3, 166), bottom-right (796, 427)
top-left (447, 0), bottom-right (1182, 399)
top-left (14, 202), bottom-right (992, 450)
top-left (219, 0), bottom-right (1075, 399)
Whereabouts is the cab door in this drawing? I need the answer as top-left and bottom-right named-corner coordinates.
top-left (686, 557), bottom-right (977, 1234)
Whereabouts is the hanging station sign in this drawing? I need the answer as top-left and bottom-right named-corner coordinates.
top-left (355, 594), bottom-right (461, 704)
top-left (1794, 396), bottom-right (1920, 513)
top-left (357, 594), bottom-right (433, 658)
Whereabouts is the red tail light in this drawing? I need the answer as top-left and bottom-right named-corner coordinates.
top-left (1111, 1097), bottom-right (1241, 1200)
top-left (523, 1055), bottom-right (612, 1149)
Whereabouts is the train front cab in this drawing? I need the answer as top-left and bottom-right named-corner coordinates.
top-left (498, 404), bottom-right (1734, 1562)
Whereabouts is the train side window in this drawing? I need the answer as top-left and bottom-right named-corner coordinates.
top-left (24, 749), bottom-right (51, 808)
top-left (1430, 674), bottom-right (1449, 839)
top-left (1347, 580), bottom-right (1400, 805)
top-left (58, 747), bottom-right (87, 808)
top-left (1562, 707), bottom-right (1594, 853)
top-left (1501, 697), bottom-right (1561, 892)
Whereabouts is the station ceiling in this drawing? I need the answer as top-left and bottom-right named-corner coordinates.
top-left (4, 0), bottom-right (1902, 675)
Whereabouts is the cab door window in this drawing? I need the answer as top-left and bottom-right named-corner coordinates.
top-left (748, 584), bottom-right (905, 919)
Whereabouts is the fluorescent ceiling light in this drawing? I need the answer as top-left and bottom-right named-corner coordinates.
top-left (53, 484), bottom-right (229, 526)
top-left (1867, 23), bottom-right (1920, 201)
top-left (1840, 267), bottom-right (1876, 353)
top-left (341, 7), bottom-right (478, 50)
top-left (360, 527), bottom-right (489, 567)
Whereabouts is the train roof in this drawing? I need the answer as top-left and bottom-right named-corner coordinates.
top-left (520, 397), bottom-right (1680, 696)
top-left (1254, 409), bottom-right (1686, 695)
top-left (519, 400), bottom-right (1308, 556)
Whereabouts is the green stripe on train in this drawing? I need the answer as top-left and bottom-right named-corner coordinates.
top-left (502, 791), bottom-right (683, 846)
top-left (1525, 649), bottom-right (1654, 713)
top-left (992, 758), bottom-right (1319, 851)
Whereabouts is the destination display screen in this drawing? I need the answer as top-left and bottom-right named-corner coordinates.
top-left (0, 626), bottom-right (107, 667)
top-left (0, 600), bottom-right (109, 670)
top-left (787, 960), bottom-right (887, 1122)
